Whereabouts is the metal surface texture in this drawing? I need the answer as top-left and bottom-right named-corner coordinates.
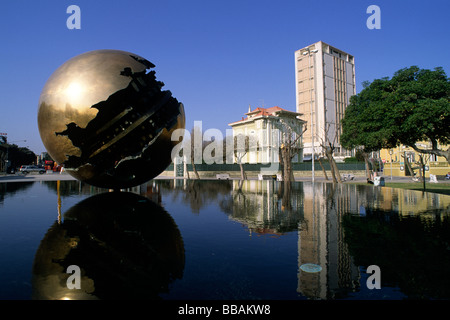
top-left (37, 50), bottom-right (185, 188)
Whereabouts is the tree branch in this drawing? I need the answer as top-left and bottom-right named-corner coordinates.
top-left (408, 141), bottom-right (450, 164)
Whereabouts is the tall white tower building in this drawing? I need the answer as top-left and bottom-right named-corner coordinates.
top-left (295, 41), bottom-right (356, 160)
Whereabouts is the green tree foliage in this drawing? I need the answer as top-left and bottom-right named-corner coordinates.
top-left (0, 144), bottom-right (36, 172)
top-left (342, 66), bottom-right (450, 163)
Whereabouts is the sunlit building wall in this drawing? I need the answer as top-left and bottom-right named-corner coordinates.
top-left (379, 143), bottom-right (450, 178)
top-left (295, 41), bottom-right (356, 160)
top-left (228, 106), bottom-right (306, 164)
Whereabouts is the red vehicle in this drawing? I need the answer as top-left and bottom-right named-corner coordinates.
top-left (44, 160), bottom-right (62, 172)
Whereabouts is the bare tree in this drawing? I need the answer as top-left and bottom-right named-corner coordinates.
top-left (318, 124), bottom-right (342, 184)
top-left (190, 126), bottom-right (201, 179)
top-left (317, 156), bottom-right (329, 181)
top-left (324, 144), bottom-right (342, 183)
top-left (185, 156), bottom-right (190, 179)
top-left (278, 119), bottom-right (307, 182)
top-left (234, 134), bottom-right (257, 180)
top-left (357, 148), bottom-right (372, 180)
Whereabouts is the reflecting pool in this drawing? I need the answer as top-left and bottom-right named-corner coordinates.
top-left (0, 179), bottom-right (449, 300)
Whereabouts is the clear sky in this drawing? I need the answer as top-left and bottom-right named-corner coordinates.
top-left (0, 0), bottom-right (449, 155)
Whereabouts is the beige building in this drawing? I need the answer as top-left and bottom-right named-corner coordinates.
top-left (295, 41), bottom-right (356, 160)
top-left (228, 106), bottom-right (305, 164)
top-left (379, 143), bottom-right (450, 178)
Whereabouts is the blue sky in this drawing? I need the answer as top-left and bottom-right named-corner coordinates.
top-left (0, 0), bottom-right (449, 155)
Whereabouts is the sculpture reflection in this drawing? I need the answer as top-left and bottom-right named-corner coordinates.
top-left (32, 191), bottom-right (184, 300)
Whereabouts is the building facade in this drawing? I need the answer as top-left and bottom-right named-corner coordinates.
top-left (295, 41), bottom-right (356, 160)
top-left (228, 106), bottom-right (305, 164)
top-left (379, 143), bottom-right (450, 178)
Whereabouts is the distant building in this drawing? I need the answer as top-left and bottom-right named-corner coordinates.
top-left (295, 41), bottom-right (356, 160)
top-left (379, 143), bottom-right (450, 178)
top-left (228, 106), bottom-right (306, 164)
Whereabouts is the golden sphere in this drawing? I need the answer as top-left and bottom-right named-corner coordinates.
top-left (37, 50), bottom-right (185, 188)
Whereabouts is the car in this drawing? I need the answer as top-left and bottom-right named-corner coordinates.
top-left (19, 165), bottom-right (46, 174)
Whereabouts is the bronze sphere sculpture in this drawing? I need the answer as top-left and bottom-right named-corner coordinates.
top-left (37, 50), bottom-right (185, 188)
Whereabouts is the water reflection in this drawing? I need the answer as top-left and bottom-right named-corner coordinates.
top-left (17, 179), bottom-right (450, 300)
top-left (343, 208), bottom-right (450, 299)
top-left (156, 179), bottom-right (233, 214)
top-left (157, 180), bottom-right (450, 299)
top-left (225, 181), bottom-right (362, 299)
top-left (32, 189), bottom-right (184, 300)
top-left (221, 180), bottom-right (304, 234)
top-left (0, 181), bottom-right (34, 205)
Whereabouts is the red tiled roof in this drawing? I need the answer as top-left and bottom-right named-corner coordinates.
top-left (229, 106), bottom-right (301, 125)
top-left (248, 106), bottom-right (284, 116)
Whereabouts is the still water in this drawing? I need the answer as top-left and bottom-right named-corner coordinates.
top-left (0, 179), bottom-right (449, 300)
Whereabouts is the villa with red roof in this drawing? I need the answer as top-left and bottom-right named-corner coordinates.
top-left (228, 106), bottom-right (306, 164)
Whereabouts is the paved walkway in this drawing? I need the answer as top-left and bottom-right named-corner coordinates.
top-left (0, 172), bottom-right (76, 183)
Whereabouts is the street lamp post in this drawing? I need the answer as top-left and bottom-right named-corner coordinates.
top-left (389, 149), bottom-right (393, 180)
top-left (303, 48), bottom-right (318, 182)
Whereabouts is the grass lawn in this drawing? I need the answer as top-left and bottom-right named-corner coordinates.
top-left (383, 182), bottom-right (450, 196)
top-left (348, 181), bottom-right (450, 196)
top-left (346, 181), bottom-right (450, 195)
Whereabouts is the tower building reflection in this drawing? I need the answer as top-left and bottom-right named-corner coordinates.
top-left (298, 183), bottom-right (360, 299)
top-left (229, 180), bottom-right (360, 299)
